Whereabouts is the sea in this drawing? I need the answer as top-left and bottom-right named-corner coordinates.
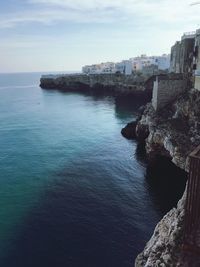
top-left (0, 72), bottom-right (186, 267)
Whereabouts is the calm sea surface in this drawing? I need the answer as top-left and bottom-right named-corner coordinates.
top-left (0, 72), bottom-right (178, 267)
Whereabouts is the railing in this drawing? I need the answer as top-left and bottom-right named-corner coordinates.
top-left (182, 31), bottom-right (196, 40)
top-left (183, 145), bottom-right (200, 254)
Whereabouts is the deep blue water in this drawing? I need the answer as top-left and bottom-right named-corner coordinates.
top-left (0, 73), bottom-right (166, 267)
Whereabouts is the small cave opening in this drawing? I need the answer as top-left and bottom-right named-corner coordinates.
top-left (145, 154), bottom-right (188, 215)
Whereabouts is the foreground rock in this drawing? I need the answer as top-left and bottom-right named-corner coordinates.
top-left (135, 191), bottom-right (186, 267)
top-left (121, 121), bottom-right (138, 139)
top-left (121, 105), bottom-right (147, 140)
top-left (134, 88), bottom-right (200, 266)
top-left (136, 89), bottom-right (200, 170)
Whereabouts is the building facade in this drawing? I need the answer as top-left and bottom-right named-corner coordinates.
top-left (82, 54), bottom-right (170, 76)
top-left (170, 29), bottom-right (200, 90)
top-left (170, 32), bottom-right (195, 74)
top-left (82, 62), bottom-right (116, 74)
top-left (170, 41), bottom-right (181, 73)
top-left (194, 29), bottom-right (200, 90)
top-left (152, 28), bottom-right (200, 112)
top-left (130, 54), bottom-right (170, 73)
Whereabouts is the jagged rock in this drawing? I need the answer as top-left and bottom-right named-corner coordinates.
top-left (121, 119), bottom-right (150, 142)
top-left (138, 105), bottom-right (146, 115)
top-left (135, 88), bottom-right (200, 266)
top-left (121, 121), bottom-right (137, 139)
top-left (135, 123), bottom-right (150, 142)
top-left (121, 106), bottom-right (149, 141)
top-left (135, 191), bottom-right (186, 267)
top-left (135, 89), bottom-right (200, 170)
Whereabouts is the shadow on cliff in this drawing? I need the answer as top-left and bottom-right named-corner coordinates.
top-left (42, 85), bottom-right (152, 108)
top-left (145, 155), bottom-right (187, 215)
top-left (131, 143), bottom-right (187, 216)
top-left (134, 142), bottom-right (148, 166)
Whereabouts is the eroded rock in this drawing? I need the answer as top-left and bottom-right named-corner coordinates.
top-left (121, 121), bottom-right (137, 139)
top-left (135, 191), bottom-right (186, 267)
top-left (135, 88), bottom-right (200, 266)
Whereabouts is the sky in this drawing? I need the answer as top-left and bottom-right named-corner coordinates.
top-left (0, 0), bottom-right (200, 73)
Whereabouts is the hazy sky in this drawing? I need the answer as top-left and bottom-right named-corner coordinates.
top-left (0, 0), bottom-right (200, 73)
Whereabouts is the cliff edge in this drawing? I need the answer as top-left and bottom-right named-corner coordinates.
top-left (134, 88), bottom-right (200, 266)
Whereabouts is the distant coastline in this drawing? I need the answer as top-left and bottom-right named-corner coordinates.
top-left (40, 72), bottom-right (158, 106)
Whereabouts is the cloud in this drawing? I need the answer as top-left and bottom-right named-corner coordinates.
top-left (1, 0), bottom-right (200, 72)
top-left (29, 0), bottom-right (138, 11)
top-left (0, 0), bottom-right (199, 30)
top-left (190, 1), bottom-right (200, 5)
top-left (0, 8), bottom-right (116, 29)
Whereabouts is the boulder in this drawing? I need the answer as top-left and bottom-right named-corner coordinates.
top-left (121, 121), bottom-right (137, 139)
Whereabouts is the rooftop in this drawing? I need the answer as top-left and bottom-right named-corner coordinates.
top-left (196, 29), bottom-right (200, 35)
top-left (181, 31), bottom-right (196, 40)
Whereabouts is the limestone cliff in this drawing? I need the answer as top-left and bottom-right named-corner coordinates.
top-left (40, 73), bottom-right (154, 105)
top-left (136, 88), bottom-right (200, 170)
top-left (135, 191), bottom-right (186, 267)
top-left (134, 88), bottom-right (200, 266)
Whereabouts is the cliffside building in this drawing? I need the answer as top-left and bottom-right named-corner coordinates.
top-left (194, 29), bottom-right (200, 90)
top-left (82, 61), bottom-right (132, 75)
top-left (82, 62), bottom-right (116, 75)
top-left (82, 54), bottom-right (169, 76)
top-left (153, 31), bottom-right (198, 111)
top-left (170, 32), bottom-right (195, 74)
top-left (130, 54), bottom-right (170, 73)
top-left (152, 74), bottom-right (187, 111)
top-left (115, 60), bottom-right (133, 75)
top-left (170, 41), bottom-right (181, 73)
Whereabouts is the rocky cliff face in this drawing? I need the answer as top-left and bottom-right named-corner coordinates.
top-left (137, 88), bottom-right (200, 170)
top-left (134, 88), bottom-right (200, 266)
top-left (135, 191), bottom-right (186, 267)
top-left (40, 73), bottom-right (154, 105)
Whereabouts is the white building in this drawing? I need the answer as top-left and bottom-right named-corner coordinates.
top-left (152, 54), bottom-right (170, 70)
top-left (82, 54), bottom-right (170, 76)
top-left (123, 60), bottom-right (133, 75)
top-left (115, 62), bottom-right (125, 74)
top-left (115, 60), bottom-right (132, 75)
top-left (82, 60), bottom-right (132, 75)
top-left (130, 55), bottom-right (152, 72)
top-left (82, 62), bottom-right (115, 74)
top-left (130, 54), bottom-right (170, 72)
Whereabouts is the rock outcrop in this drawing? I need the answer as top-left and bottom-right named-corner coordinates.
top-left (135, 88), bottom-right (200, 170)
top-left (134, 88), bottom-right (200, 266)
top-left (121, 121), bottom-right (138, 139)
top-left (40, 73), bottom-right (155, 105)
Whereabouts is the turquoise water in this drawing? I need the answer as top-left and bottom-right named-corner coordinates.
top-left (0, 73), bottom-right (161, 267)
